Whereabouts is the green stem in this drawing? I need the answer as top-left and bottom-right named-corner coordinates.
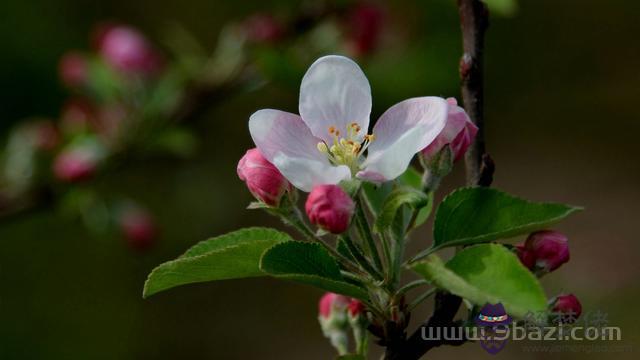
top-left (406, 245), bottom-right (441, 265)
top-left (396, 279), bottom-right (430, 297)
top-left (282, 207), bottom-right (367, 276)
top-left (340, 234), bottom-right (384, 281)
top-left (355, 192), bottom-right (384, 271)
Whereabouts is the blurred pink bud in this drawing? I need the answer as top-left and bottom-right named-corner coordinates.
top-left (319, 292), bottom-right (350, 319)
top-left (550, 294), bottom-right (582, 321)
top-left (421, 97), bottom-right (478, 163)
top-left (60, 99), bottom-right (95, 134)
top-left (23, 120), bottom-right (60, 151)
top-left (525, 230), bottom-right (570, 272)
top-left (348, 298), bottom-right (364, 317)
top-left (119, 207), bottom-right (157, 251)
top-left (305, 185), bottom-right (354, 234)
top-left (237, 148), bottom-right (290, 206)
top-left (243, 13), bottom-right (284, 44)
top-left (59, 51), bottom-right (88, 88)
top-left (346, 3), bottom-right (384, 56)
top-left (53, 150), bottom-right (97, 182)
top-left (97, 24), bottom-right (162, 75)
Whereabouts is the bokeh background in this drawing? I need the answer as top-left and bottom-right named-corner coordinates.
top-left (1, 0), bottom-right (638, 359)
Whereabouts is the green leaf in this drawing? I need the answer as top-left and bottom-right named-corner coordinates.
top-left (143, 228), bottom-right (291, 298)
top-left (260, 241), bottom-right (368, 300)
top-left (411, 244), bottom-right (546, 318)
top-left (374, 186), bottom-right (430, 233)
top-left (432, 187), bottom-right (581, 249)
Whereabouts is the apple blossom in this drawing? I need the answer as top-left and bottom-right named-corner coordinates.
top-left (237, 148), bottom-right (290, 206)
top-left (305, 184), bottom-right (354, 234)
top-left (248, 55), bottom-right (449, 191)
top-left (421, 97), bottom-right (478, 163)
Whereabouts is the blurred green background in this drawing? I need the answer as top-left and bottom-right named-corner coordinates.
top-left (1, 0), bottom-right (638, 359)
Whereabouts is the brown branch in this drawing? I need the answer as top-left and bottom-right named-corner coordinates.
top-left (459, 0), bottom-right (490, 186)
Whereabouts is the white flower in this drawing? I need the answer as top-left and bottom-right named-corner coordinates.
top-left (249, 55), bottom-right (448, 191)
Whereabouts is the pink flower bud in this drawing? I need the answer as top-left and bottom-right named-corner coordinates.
top-left (59, 51), bottom-right (88, 88)
top-left (550, 294), bottom-right (582, 322)
top-left (346, 3), bottom-right (384, 56)
top-left (348, 298), bottom-right (364, 317)
top-left (243, 13), bottom-right (284, 44)
top-left (515, 244), bottom-right (536, 270)
top-left (305, 185), bottom-right (354, 234)
top-left (421, 97), bottom-right (478, 163)
top-left (525, 230), bottom-right (570, 272)
top-left (53, 139), bottom-right (104, 183)
top-left (237, 148), bottom-right (290, 206)
top-left (319, 292), bottom-right (350, 319)
top-left (119, 207), bottom-right (157, 252)
top-left (97, 24), bottom-right (162, 75)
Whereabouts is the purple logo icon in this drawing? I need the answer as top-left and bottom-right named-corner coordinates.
top-left (475, 303), bottom-right (511, 355)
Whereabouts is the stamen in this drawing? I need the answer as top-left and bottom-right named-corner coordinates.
top-left (328, 126), bottom-right (336, 135)
top-left (317, 142), bottom-right (329, 153)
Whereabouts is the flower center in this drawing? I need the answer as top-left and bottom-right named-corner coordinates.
top-left (317, 122), bottom-right (375, 174)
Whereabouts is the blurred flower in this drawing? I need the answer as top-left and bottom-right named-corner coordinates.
top-left (348, 298), bottom-right (364, 317)
top-left (21, 119), bottom-right (60, 152)
top-left (118, 205), bottom-right (157, 252)
top-left (237, 148), bottom-right (290, 206)
top-left (345, 2), bottom-right (384, 56)
top-left (421, 97), bottom-right (477, 163)
top-left (319, 292), bottom-right (350, 319)
top-left (53, 137), bottom-right (106, 183)
top-left (248, 55), bottom-right (448, 191)
top-left (96, 24), bottom-right (163, 75)
top-left (549, 293), bottom-right (582, 323)
top-left (243, 13), bottom-right (284, 44)
top-left (517, 230), bottom-right (570, 274)
top-left (318, 292), bottom-right (350, 355)
top-left (305, 184), bottom-right (354, 234)
top-left (58, 51), bottom-right (89, 88)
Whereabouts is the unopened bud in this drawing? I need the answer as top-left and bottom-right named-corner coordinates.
top-left (243, 13), bottom-right (284, 44)
top-left (522, 230), bottom-right (570, 274)
top-left (421, 97), bottom-right (478, 165)
top-left (318, 292), bottom-right (350, 355)
top-left (96, 24), bottom-right (163, 75)
top-left (345, 3), bottom-right (384, 56)
top-left (305, 184), bottom-right (354, 234)
top-left (59, 51), bottom-right (88, 88)
top-left (53, 138), bottom-right (105, 183)
top-left (118, 206), bottom-right (157, 252)
top-left (550, 293), bottom-right (582, 324)
top-left (237, 148), bottom-right (290, 206)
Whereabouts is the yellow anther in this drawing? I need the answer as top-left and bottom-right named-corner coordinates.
top-left (317, 142), bottom-right (329, 153)
top-left (334, 130), bottom-right (340, 137)
top-left (328, 126), bottom-right (336, 135)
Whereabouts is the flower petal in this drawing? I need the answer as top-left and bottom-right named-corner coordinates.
top-left (299, 55), bottom-right (372, 143)
top-left (358, 97), bottom-right (448, 182)
top-left (249, 109), bottom-right (352, 191)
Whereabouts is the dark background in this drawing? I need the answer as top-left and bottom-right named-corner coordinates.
top-left (1, 0), bottom-right (638, 359)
